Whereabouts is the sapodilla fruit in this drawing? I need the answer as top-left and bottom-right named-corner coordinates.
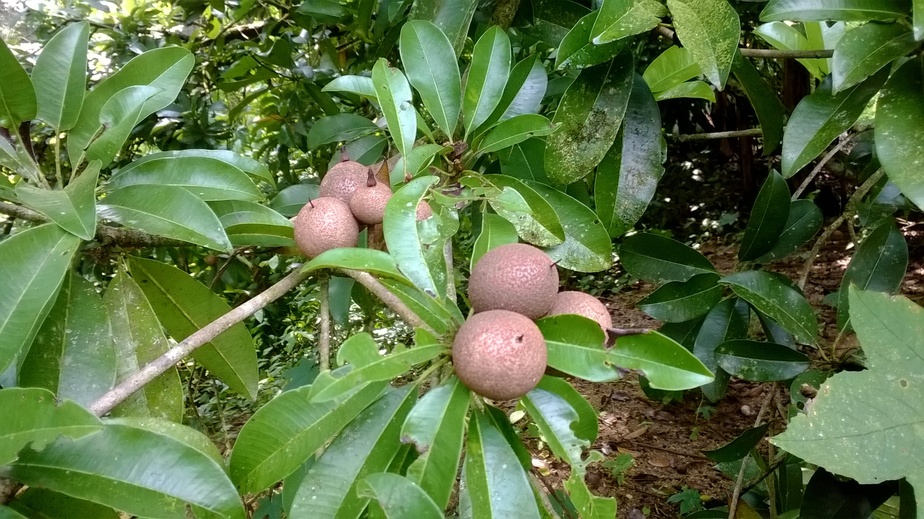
top-left (452, 310), bottom-right (547, 400)
top-left (546, 291), bottom-right (613, 330)
top-left (468, 243), bottom-right (559, 319)
top-left (293, 197), bottom-right (359, 258)
top-left (319, 153), bottom-right (368, 203)
top-left (349, 169), bottom-right (393, 225)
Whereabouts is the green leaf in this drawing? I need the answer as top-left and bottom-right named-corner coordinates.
top-left (535, 376), bottom-right (598, 442)
top-left (499, 138), bottom-right (549, 183)
top-left (612, 331), bottom-right (714, 390)
top-left (716, 339), bottom-right (810, 381)
top-left (833, 23), bottom-right (918, 93)
top-left (32, 21), bottom-right (88, 131)
top-left (594, 75), bottom-right (665, 238)
top-left (643, 46), bottom-right (703, 93)
top-left (876, 56), bottom-right (924, 210)
top-left (391, 144), bottom-right (451, 185)
top-left (482, 56), bottom-right (548, 127)
top-left (721, 270), bottom-right (819, 344)
top-left (703, 423), bottom-right (770, 462)
top-left (471, 213), bottom-right (518, 271)
top-left (556, 11), bottom-right (630, 72)
top-left (782, 72), bottom-right (887, 178)
top-left (739, 171), bottom-right (791, 261)
top-left (322, 75), bottom-right (377, 98)
top-left (19, 272), bottom-right (116, 407)
top-left (477, 114), bottom-right (556, 153)
top-left (486, 175), bottom-right (566, 248)
top-left (377, 278), bottom-right (459, 335)
top-left (373, 59), bottom-right (416, 157)
top-left (545, 56), bottom-right (634, 185)
top-left (753, 22), bottom-right (828, 79)
top-left (270, 183), bottom-right (320, 217)
top-left (209, 200), bottom-right (294, 248)
top-left (537, 314), bottom-right (620, 382)
top-left (0, 224), bottom-right (81, 373)
top-left (460, 410), bottom-right (541, 519)
top-left (408, 0), bottom-right (478, 56)
top-left (307, 114), bottom-right (379, 150)
top-left (16, 160), bottom-right (99, 240)
top-left (358, 473), bottom-right (443, 519)
top-left (105, 416), bottom-right (224, 468)
top-left (0, 505), bottom-right (27, 518)
top-left (4, 422), bottom-right (246, 519)
top-left (732, 52), bottom-right (787, 154)
top-left (618, 233), bottom-right (716, 283)
top-left (304, 247), bottom-right (412, 283)
top-left (229, 381), bottom-right (387, 494)
top-left (638, 273), bottom-right (724, 323)
top-left (67, 47), bottom-right (194, 163)
top-left (6, 488), bottom-right (118, 519)
top-left (128, 257), bottom-right (259, 400)
top-left (693, 298), bottom-right (749, 401)
top-left (837, 220), bottom-right (908, 332)
top-left (667, 0), bottom-right (741, 88)
top-left (592, 0), bottom-right (668, 44)
top-left (383, 176), bottom-right (441, 297)
top-left (524, 181), bottom-right (613, 272)
top-left (98, 185), bottom-right (233, 252)
top-left (104, 271), bottom-right (183, 422)
top-left (652, 80), bottom-right (717, 102)
top-left (0, 387), bottom-right (101, 466)
top-left (83, 85), bottom-right (160, 167)
top-left (400, 20), bottom-right (461, 139)
top-left (522, 386), bottom-right (590, 468)
top-left (564, 473), bottom-right (617, 518)
top-left (463, 26), bottom-right (511, 137)
top-left (0, 37), bottom-right (36, 129)
top-left (754, 200), bottom-right (823, 262)
top-left (760, 0), bottom-right (912, 22)
top-left (108, 150), bottom-right (267, 201)
top-left (290, 386), bottom-right (417, 517)
top-left (402, 377), bottom-right (470, 509)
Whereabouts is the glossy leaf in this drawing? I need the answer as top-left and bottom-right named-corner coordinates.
top-left (592, 0), bottom-right (667, 44)
top-left (463, 26), bottom-right (511, 136)
top-left (16, 160), bottom-right (99, 240)
top-left (460, 410), bottom-right (541, 519)
top-left (470, 213), bottom-right (518, 270)
top-left (643, 46), bottom-right (703, 93)
top-left (564, 474), bottom-right (617, 518)
top-left (754, 199), bottom-right (823, 262)
top-left (5, 488), bottom-right (118, 519)
top-left (0, 38), bottom-right (36, 129)
top-left (486, 175), bottom-right (565, 247)
top-left (104, 271), bottom-right (183, 422)
top-left (108, 150), bottom-right (267, 201)
top-left (535, 376), bottom-right (598, 443)
top-left (739, 171), bottom-right (791, 260)
top-left (391, 144), bottom-right (450, 184)
top-left (876, 56), bottom-right (924, 210)
top-left (594, 75), bottom-right (665, 238)
top-left (754, 22), bottom-right (828, 79)
top-left (304, 248), bottom-right (412, 283)
top-left (401, 377), bottom-right (470, 509)
top-left (522, 0), bottom-right (591, 48)
top-left (209, 200), bottom-right (294, 248)
top-left (524, 181), bottom-right (612, 272)
top-left (499, 139), bottom-right (549, 183)
top-left (358, 473), bottom-right (443, 519)
top-left (638, 273), bottom-right (724, 323)
top-left (618, 232), bottom-right (716, 283)
top-left (721, 270), bottom-right (818, 344)
top-left (0, 387), bottom-right (101, 466)
top-left (703, 423), bottom-right (770, 462)
top-left (478, 114), bottom-right (556, 153)
top-left (105, 416), bottom-right (224, 468)
top-left (128, 257), bottom-right (259, 399)
top-left (832, 22), bottom-right (918, 93)
top-left (556, 10), bottom-right (630, 72)
top-left (484, 56), bottom-right (548, 126)
top-left (760, 0), bottom-right (912, 22)
top-left (837, 221), bottom-right (908, 331)
top-left (667, 0), bottom-right (741, 88)
top-left (307, 114), bottom-right (379, 150)
top-left (67, 47), bottom-right (194, 163)
top-left (322, 75), bottom-right (377, 98)
top-left (19, 272), bottom-right (116, 407)
top-left (229, 381), bottom-right (387, 494)
top-left (400, 20), bottom-right (461, 139)
top-left (613, 331), bottom-right (714, 389)
top-left (522, 386), bottom-right (589, 468)
top-left (0, 504), bottom-right (27, 518)
top-left (0, 224), bottom-right (81, 373)
top-left (408, 0), bottom-right (477, 55)
top-left (384, 176), bottom-right (441, 297)
top-left (782, 72), bottom-right (887, 178)
top-left (652, 80), bottom-right (717, 102)
top-left (545, 56), bottom-right (634, 185)
top-left (270, 183), bottom-right (320, 217)
top-left (373, 59), bottom-right (416, 157)
top-left (378, 278), bottom-right (459, 335)
top-left (5, 422), bottom-right (246, 519)
top-left (732, 52), bottom-right (787, 154)
top-left (32, 21), bottom-right (88, 131)
top-left (98, 184), bottom-right (233, 252)
top-left (693, 298), bottom-right (749, 401)
top-left (538, 314), bottom-right (620, 382)
top-left (715, 340), bottom-right (810, 381)
top-left (290, 386), bottom-right (417, 518)
top-left (83, 85), bottom-right (159, 167)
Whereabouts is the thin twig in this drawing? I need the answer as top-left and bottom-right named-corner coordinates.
top-left (792, 133), bottom-right (860, 200)
top-left (728, 385), bottom-right (777, 519)
top-left (54, 136), bottom-right (64, 188)
top-left (89, 267), bottom-right (310, 416)
top-left (339, 268), bottom-right (436, 335)
top-left (318, 275), bottom-right (331, 371)
top-left (671, 128), bottom-right (764, 142)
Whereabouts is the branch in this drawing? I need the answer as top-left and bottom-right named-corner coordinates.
top-left (90, 267), bottom-right (311, 416)
top-left (671, 128), bottom-right (764, 142)
top-left (318, 275), bottom-right (331, 371)
top-left (339, 268), bottom-right (437, 335)
top-left (656, 26), bottom-right (833, 59)
top-left (792, 132), bottom-right (861, 200)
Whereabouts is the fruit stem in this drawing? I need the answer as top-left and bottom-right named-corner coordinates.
top-left (338, 144), bottom-right (349, 162)
top-left (366, 167), bottom-right (377, 187)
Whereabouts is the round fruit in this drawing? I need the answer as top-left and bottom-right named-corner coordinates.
top-left (452, 310), bottom-right (547, 400)
top-left (546, 291), bottom-right (613, 330)
top-left (468, 243), bottom-right (559, 319)
top-left (293, 197), bottom-right (359, 258)
top-left (319, 159), bottom-right (368, 203)
top-left (416, 200), bottom-right (433, 221)
top-left (349, 169), bottom-right (393, 225)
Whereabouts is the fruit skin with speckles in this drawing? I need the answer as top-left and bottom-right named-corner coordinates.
top-left (468, 243), bottom-right (559, 319)
top-left (319, 160), bottom-right (368, 203)
top-left (349, 169), bottom-right (393, 225)
top-left (416, 200), bottom-right (433, 221)
top-left (546, 291), bottom-right (613, 330)
top-left (452, 310), bottom-right (547, 400)
top-left (293, 197), bottom-right (359, 258)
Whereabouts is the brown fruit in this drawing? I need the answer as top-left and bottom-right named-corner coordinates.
top-left (293, 197), bottom-right (359, 258)
top-left (319, 159), bottom-right (368, 203)
top-left (468, 243), bottom-right (559, 319)
top-left (452, 310), bottom-right (547, 400)
top-left (416, 200), bottom-right (433, 221)
top-left (349, 169), bottom-right (393, 225)
top-left (546, 291), bottom-right (613, 330)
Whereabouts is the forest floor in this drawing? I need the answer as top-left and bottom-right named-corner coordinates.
top-left (540, 227), bottom-right (924, 518)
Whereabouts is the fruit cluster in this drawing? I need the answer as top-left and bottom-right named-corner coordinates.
top-left (453, 243), bottom-right (613, 401)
